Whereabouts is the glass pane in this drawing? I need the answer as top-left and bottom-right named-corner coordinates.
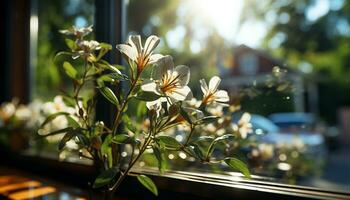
top-left (126, 0), bottom-right (350, 192)
top-left (26, 0), bottom-right (94, 164)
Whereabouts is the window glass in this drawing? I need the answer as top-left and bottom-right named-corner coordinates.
top-left (126, 0), bottom-right (350, 192)
top-left (25, 0), bottom-right (94, 163)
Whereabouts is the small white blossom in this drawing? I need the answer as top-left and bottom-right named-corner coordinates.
top-left (141, 56), bottom-right (192, 108)
top-left (116, 35), bottom-right (163, 73)
top-left (38, 96), bottom-right (76, 142)
top-left (200, 76), bottom-right (229, 105)
top-left (232, 112), bottom-right (253, 139)
top-left (258, 143), bottom-right (274, 160)
top-left (14, 105), bottom-right (32, 122)
top-left (59, 25), bottom-right (93, 39)
top-left (73, 40), bottom-right (101, 59)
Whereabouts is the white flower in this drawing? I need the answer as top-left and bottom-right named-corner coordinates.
top-left (232, 112), bottom-right (252, 139)
top-left (116, 35), bottom-right (163, 73)
top-left (186, 98), bottom-right (202, 108)
top-left (73, 40), bottom-right (101, 59)
top-left (26, 100), bottom-right (45, 128)
top-left (141, 56), bottom-right (192, 108)
top-left (42, 96), bottom-right (76, 115)
top-left (206, 104), bottom-right (224, 117)
top-left (200, 76), bottom-right (229, 105)
top-left (59, 25), bottom-right (93, 39)
top-left (38, 96), bottom-right (76, 138)
top-left (258, 143), bottom-right (274, 160)
top-left (14, 105), bottom-right (32, 121)
top-left (0, 101), bottom-right (16, 121)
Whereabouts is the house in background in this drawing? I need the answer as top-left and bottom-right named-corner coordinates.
top-left (220, 44), bottom-right (318, 113)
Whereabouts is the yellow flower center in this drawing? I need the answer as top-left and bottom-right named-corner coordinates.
top-left (202, 92), bottom-right (215, 105)
top-left (160, 74), bottom-right (180, 94)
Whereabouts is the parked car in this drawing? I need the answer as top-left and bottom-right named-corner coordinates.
top-left (233, 113), bottom-right (326, 153)
top-left (268, 112), bottom-right (316, 132)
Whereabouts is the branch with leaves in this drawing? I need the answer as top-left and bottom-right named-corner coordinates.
top-left (38, 25), bottom-right (252, 197)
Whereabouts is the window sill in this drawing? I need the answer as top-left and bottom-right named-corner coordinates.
top-left (2, 148), bottom-right (350, 200)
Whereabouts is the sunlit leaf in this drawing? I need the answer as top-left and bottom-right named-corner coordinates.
top-left (93, 167), bottom-right (119, 188)
top-left (40, 112), bottom-right (70, 128)
top-left (98, 87), bottom-right (119, 106)
top-left (112, 134), bottom-right (132, 144)
top-left (156, 136), bottom-right (182, 149)
top-left (66, 115), bottom-right (80, 128)
top-left (137, 175), bottom-right (158, 196)
top-left (135, 91), bottom-right (161, 101)
top-left (65, 38), bottom-right (76, 50)
top-left (224, 158), bottom-right (251, 178)
top-left (63, 61), bottom-right (78, 79)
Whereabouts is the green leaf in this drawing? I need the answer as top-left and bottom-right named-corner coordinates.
top-left (156, 136), bottom-right (182, 149)
top-left (224, 158), bottom-right (251, 178)
top-left (101, 134), bottom-right (113, 168)
top-left (206, 134), bottom-right (234, 157)
top-left (63, 61), bottom-right (78, 79)
top-left (100, 42), bottom-right (112, 50)
top-left (37, 127), bottom-right (73, 139)
top-left (59, 130), bottom-right (77, 150)
top-left (168, 103), bottom-right (180, 117)
top-left (136, 101), bottom-right (147, 119)
top-left (65, 38), bottom-right (76, 50)
top-left (135, 91), bottom-right (161, 101)
top-left (137, 175), bottom-right (158, 196)
top-left (40, 112), bottom-right (70, 128)
top-left (195, 116), bottom-right (219, 125)
top-left (112, 134), bottom-right (131, 144)
top-left (66, 115), bottom-right (80, 128)
top-left (93, 167), bottom-right (119, 188)
top-left (98, 87), bottom-right (119, 106)
top-left (153, 145), bottom-right (167, 174)
top-left (180, 107), bottom-right (193, 124)
top-left (122, 115), bottom-right (136, 133)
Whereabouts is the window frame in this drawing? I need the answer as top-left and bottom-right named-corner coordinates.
top-left (1, 0), bottom-right (350, 199)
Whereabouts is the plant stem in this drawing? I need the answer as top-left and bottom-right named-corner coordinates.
top-left (183, 124), bottom-right (195, 147)
top-left (108, 131), bottom-right (153, 196)
top-left (111, 73), bottom-right (140, 135)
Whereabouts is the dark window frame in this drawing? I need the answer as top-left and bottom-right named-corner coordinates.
top-left (1, 0), bottom-right (350, 199)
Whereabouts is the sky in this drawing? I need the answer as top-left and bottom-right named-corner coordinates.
top-left (166, 0), bottom-right (336, 50)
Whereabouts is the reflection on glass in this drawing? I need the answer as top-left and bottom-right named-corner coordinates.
top-left (26, 0), bottom-right (94, 163)
top-left (126, 0), bottom-right (350, 193)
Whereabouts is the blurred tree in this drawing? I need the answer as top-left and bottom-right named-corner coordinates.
top-left (239, 0), bottom-right (350, 123)
top-left (35, 0), bottom-right (94, 100)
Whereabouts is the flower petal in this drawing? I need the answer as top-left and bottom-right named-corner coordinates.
top-left (199, 79), bottom-right (209, 95)
top-left (144, 35), bottom-right (160, 56)
top-left (168, 86), bottom-right (192, 101)
top-left (141, 81), bottom-right (159, 94)
top-left (152, 55), bottom-right (174, 80)
top-left (208, 76), bottom-right (221, 92)
top-left (174, 65), bottom-right (190, 86)
top-left (116, 44), bottom-right (137, 62)
top-left (214, 90), bottom-right (229, 102)
top-left (128, 35), bottom-right (142, 54)
top-left (149, 54), bottom-right (164, 64)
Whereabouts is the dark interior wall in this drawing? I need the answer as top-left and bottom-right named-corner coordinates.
top-left (1, 1), bottom-right (11, 102)
top-left (1, 0), bottom-right (30, 103)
